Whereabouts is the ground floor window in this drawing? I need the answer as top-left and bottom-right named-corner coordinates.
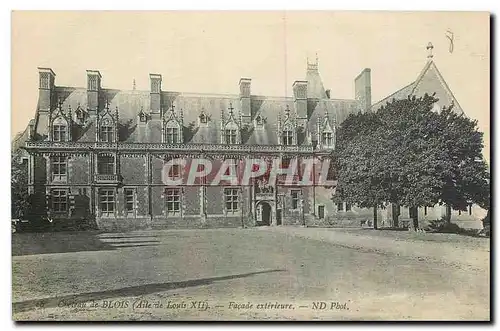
top-left (337, 202), bottom-right (344, 211)
top-left (99, 188), bottom-right (115, 215)
top-left (166, 188), bottom-right (181, 213)
top-left (224, 188), bottom-right (239, 211)
top-left (124, 188), bottom-right (136, 214)
top-left (291, 190), bottom-right (300, 210)
top-left (345, 203), bottom-right (352, 211)
top-left (51, 189), bottom-right (68, 213)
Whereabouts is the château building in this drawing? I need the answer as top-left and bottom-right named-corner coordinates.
top-left (19, 44), bottom-right (486, 230)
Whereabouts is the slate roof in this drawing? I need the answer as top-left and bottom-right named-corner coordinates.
top-left (31, 66), bottom-right (359, 145)
top-left (371, 59), bottom-right (465, 115)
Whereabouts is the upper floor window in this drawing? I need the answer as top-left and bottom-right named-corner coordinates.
top-left (282, 129), bottom-right (293, 146)
top-left (53, 124), bottom-right (67, 142)
top-left (97, 155), bottom-right (115, 175)
top-left (51, 155), bottom-right (67, 181)
top-left (322, 132), bottom-right (334, 147)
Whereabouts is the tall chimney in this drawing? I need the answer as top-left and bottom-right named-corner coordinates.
top-left (293, 80), bottom-right (308, 125)
top-left (150, 74), bottom-right (162, 114)
top-left (86, 70), bottom-right (101, 112)
top-left (37, 68), bottom-right (56, 111)
top-left (355, 68), bottom-right (372, 112)
top-left (239, 78), bottom-right (251, 123)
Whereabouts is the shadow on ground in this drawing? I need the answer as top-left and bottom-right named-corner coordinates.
top-left (12, 269), bottom-right (286, 313)
top-left (12, 232), bottom-right (160, 256)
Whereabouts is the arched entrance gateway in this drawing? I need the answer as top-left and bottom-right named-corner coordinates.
top-left (255, 201), bottom-right (273, 226)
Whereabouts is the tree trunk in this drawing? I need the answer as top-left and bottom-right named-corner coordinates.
top-left (410, 206), bottom-right (419, 229)
top-left (373, 205), bottom-right (378, 230)
top-left (445, 205), bottom-right (452, 223)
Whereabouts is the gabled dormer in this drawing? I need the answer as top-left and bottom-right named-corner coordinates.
top-left (74, 103), bottom-right (89, 126)
top-left (162, 102), bottom-right (183, 144)
top-left (277, 105), bottom-right (297, 146)
top-left (198, 108), bottom-right (211, 128)
top-left (253, 110), bottom-right (266, 131)
top-left (316, 110), bottom-right (336, 150)
top-left (220, 102), bottom-right (241, 144)
top-left (49, 98), bottom-right (72, 142)
top-left (96, 100), bottom-right (119, 143)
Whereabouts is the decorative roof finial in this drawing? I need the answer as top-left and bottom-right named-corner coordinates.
top-left (58, 97), bottom-right (63, 110)
top-left (170, 101), bottom-right (175, 113)
top-left (105, 98), bottom-right (110, 110)
top-left (426, 42), bottom-right (434, 59)
top-left (133, 79), bottom-right (136, 91)
top-left (228, 102), bottom-right (234, 115)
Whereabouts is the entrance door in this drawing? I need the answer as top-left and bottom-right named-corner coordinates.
top-left (258, 202), bottom-right (272, 226)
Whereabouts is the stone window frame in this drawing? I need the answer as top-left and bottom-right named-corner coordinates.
top-left (52, 117), bottom-right (68, 142)
top-left (224, 187), bottom-right (240, 212)
top-left (97, 155), bottom-right (116, 175)
top-left (165, 187), bottom-right (181, 215)
top-left (99, 118), bottom-right (115, 143)
top-left (99, 188), bottom-right (116, 217)
top-left (51, 188), bottom-right (68, 214)
top-left (51, 155), bottom-right (67, 182)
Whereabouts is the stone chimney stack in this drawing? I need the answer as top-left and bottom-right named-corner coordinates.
top-left (239, 78), bottom-right (251, 123)
top-left (150, 74), bottom-right (162, 114)
top-left (355, 68), bottom-right (372, 113)
top-left (292, 80), bottom-right (308, 125)
top-left (38, 68), bottom-right (56, 111)
top-left (86, 70), bottom-right (102, 112)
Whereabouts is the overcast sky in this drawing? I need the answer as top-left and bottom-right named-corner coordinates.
top-left (11, 11), bottom-right (490, 160)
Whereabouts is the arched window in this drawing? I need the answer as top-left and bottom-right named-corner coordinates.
top-left (52, 117), bottom-right (68, 142)
top-left (225, 122), bottom-right (238, 144)
top-left (165, 120), bottom-right (181, 144)
top-left (282, 125), bottom-right (294, 146)
top-left (99, 118), bottom-right (115, 142)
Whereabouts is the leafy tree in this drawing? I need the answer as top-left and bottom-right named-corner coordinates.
top-left (335, 93), bottom-right (489, 228)
top-left (11, 152), bottom-right (31, 219)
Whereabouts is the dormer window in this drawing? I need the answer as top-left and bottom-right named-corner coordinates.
top-left (322, 132), bottom-right (334, 147)
top-left (282, 128), bottom-right (294, 146)
top-left (200, 113), bottom-right (208, 124)
top-left (166, 127), bottom-right (180, 143)
top-left (165, 120), bottom-right (181, 144)
top-left (53, 124), bottom-right (67, 142)
top-left (255, 115), bottom-right (263, 127)
top-left (99, 119), bottom-right (115, 142)
top-left (225, 129), bottom-right (237, 144)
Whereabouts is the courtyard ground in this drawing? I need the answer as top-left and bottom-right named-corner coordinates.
top-left (12, 227), bottom-right (490, 321)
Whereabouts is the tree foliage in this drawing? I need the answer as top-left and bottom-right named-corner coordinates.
top-left (334, 93), bottom-right (490, 227)
top-left (11, 152), bottom-right (31, 219)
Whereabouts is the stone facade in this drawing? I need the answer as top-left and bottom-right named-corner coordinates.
top-left (20, 51), bottom-right (486, 230)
